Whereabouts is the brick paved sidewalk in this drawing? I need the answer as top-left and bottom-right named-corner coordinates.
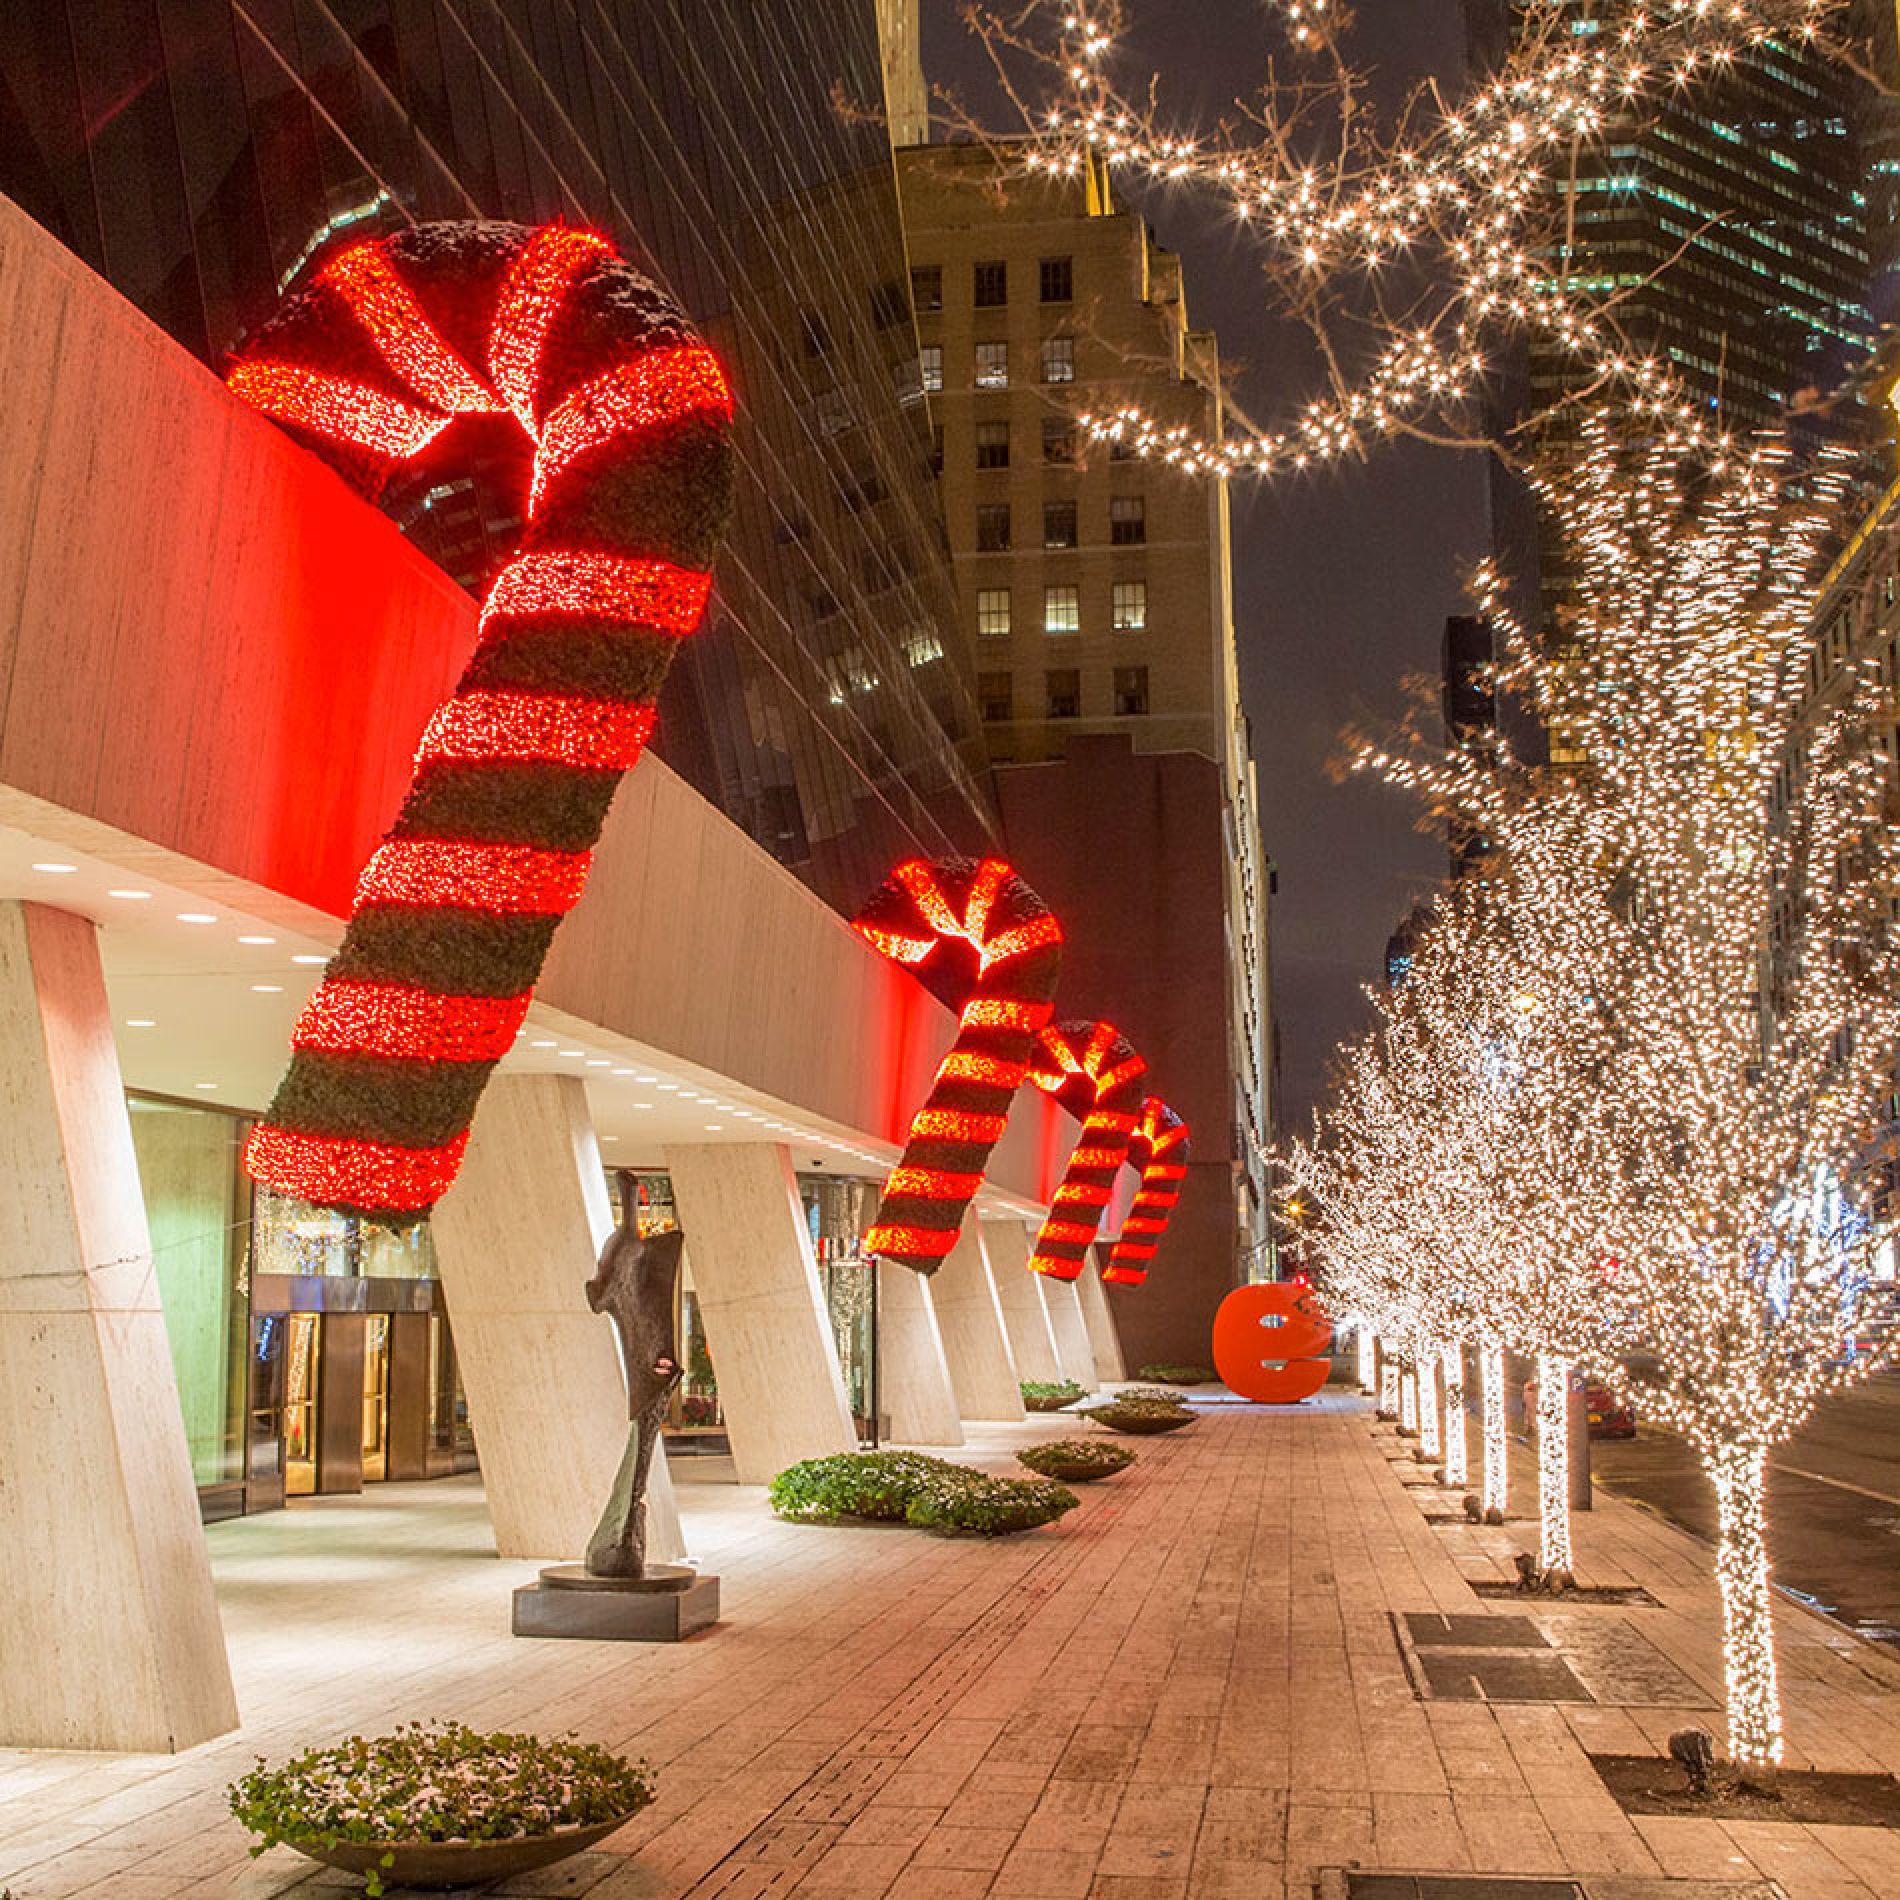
top-left (3, 1393), bottom-right (1898, 1899)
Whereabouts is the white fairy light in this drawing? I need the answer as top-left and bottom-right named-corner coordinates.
top-left (1440, 1343), bottom-right (1469, 1490)
top-left (1535, 1356), bottom-right (1574, 1576)
top-left (1480, 1341), bottom-right (1509, 1519)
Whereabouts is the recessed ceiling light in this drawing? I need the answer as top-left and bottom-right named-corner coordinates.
top-left (237, 934), bottom-right (276, 946)
top-left (31, 862), bottom-right (77, 875)
top-left (634, 1074), bottom-right (658, 1083)
top-left (530, 1039), bottom-right (556, 1049)
top-left (251, 983), bottom-right (284, 993)
top-left (194, 1082), bottom-right (218, 1090)
top-left (585, 1057), bottom-right (610, 1068)
top-left (602, 1134), bottom-right (620, 1143)
top-left (107, 888), bottom-right (151, 900)
top-left (291, 953), bottom-right (327, 966)
top-left (633, 1103), bottom-right (654, 1111)
top-left (655, 1082), bottom-right (680, 1091)
top-left (558, 1048), bottom-right (583, 1058)
top-left (177, 912), bottom-right (217, 924)
top-left (679, 1090), bottom-right (703, 1101)
top-left (125, 1018), bottom-right (156, 1028)
top-left (704, 1123), bottom-right (723, 1131)
top-left (611, 1067), bottom-right (635, 1077)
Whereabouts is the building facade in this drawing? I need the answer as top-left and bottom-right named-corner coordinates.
top-left (896, 141), bottom-right (1278, 1359)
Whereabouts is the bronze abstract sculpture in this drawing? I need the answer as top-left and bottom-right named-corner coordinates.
top-left (582, 1173), bottom-right (685, 1579)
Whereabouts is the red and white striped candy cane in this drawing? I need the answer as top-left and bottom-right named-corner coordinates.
top-left (852, 857), bottom-right (1063, 1271)
top-left (1103, 1096), bottom-right (1190, 1285)
top-left (226, 221), bottom-right (734, 1222)
top-left (1025, 1020), bottom-right (1148, 1281)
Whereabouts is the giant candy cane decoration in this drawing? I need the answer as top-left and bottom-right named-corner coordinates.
top-left (852, 857), bottom-right (1063, 1271)
top-left (1103, 1096), bottom-right (1191, 1285)
top-left (1025, 1020), bottom-right (1148, 1280)
top-left (227, 222), bottom-right (733, 1221)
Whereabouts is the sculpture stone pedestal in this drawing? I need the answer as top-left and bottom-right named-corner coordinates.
top-left (512, 1564), bottom-right (720, 1642)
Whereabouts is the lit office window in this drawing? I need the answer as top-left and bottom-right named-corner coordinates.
top-left (919, 345), bottom-right (942, 393)
top-left (1041, 336), bottom-right (1075, 383)
top-left (976, 588), bottom-right (1012, 637)
top-left (1044, 584), bottom-right (1081, 634)
top-left (1111, 580), bottom-right (1147, 630)
top-left (974, 341), bottom-right (1009, 388)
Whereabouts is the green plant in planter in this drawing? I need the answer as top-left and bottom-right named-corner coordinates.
top-left (1114, 1385), bottom-right (1188, 1407)
top-left (1138, 1363), bottom-right (1217, 1385)
top-left (1088, 1399), bottom-right (1196, 1436)
top-left (904, 1470), bottom-right (1079, 1534)
top-left (227, 1721), bottom-right (653, 1898)
top-left (768, 1451), bottom-right (1077, 1535)
top-left (1016, 1439), bottom-right (1136, 1481)
top-left (1020, 1379), bottom-right (1088, 1411)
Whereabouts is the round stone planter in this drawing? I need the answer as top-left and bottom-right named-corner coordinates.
top-left (284, 1814), bottom-right (635, 1889)
top-left (1089, 1406), bottom-right (1195, 1436)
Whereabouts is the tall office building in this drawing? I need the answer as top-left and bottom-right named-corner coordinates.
top-left (896, 138), bottom-right (1278, 1360)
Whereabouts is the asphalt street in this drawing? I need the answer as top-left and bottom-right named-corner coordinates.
top-left (1586, 1370), bottom-right (1900, 1645)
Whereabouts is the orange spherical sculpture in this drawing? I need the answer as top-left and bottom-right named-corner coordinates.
top-left (1212, 1282), bottom-right (1334, 1403)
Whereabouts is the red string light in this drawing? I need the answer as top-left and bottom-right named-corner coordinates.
top-left (292, 979), bottom-right (530, 1064)
top-left (416, 692), bottom-right (656, 772)
top-left (1028, 1021), bottom-right (1149, 1280)
top-left (243, 1125), bottom-right (469, 1214)
top-left (852, 857), bottom-right (1064, 1272)
top-left (356, 838), bottom-right (591, 915)
top-left (322, 244), bottom-right (502, 415)
top-left (1105, 1096), bottom-right (1191, 1284)
top-left (483, 549), bottom-right (713, 637)
top-left (230, 222), bottom-right (732, 1223)
top-left (533, 344), bottom-right (734, 507)
top-left (488, 226), bottom-right (611, 431)
top-left (225, 361), bottom-right (452, 461)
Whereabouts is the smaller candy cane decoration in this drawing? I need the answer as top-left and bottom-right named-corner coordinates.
top-left (1103, 1096), bottom-right (1190, 1285)
top-left (852, 857), bottom-right (1063, 1271)
top-left (1025, 1020), bottom-right (1147, 1280)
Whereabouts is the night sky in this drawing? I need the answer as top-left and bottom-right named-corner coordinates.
top-left (919, 1), bottom-right (1499, 1131)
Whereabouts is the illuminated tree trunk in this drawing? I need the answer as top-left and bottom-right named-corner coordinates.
top-left (1536, 1354), bottom-right (1573, 1575)
top-left (1379, 1351), bottom-right (1400, 1416)
top-left (1439, 1342), bottom-right (1467, 1488)
top-left (1355, 1324), bottom-right (1375, 1393)
top-left (1708, 1442), bottom-right (1782, 1776)
top-left (1480, 1342), bottom-right (1509, 1517)
top-left (1399, 1362), bottom-right (1419, 1433)
top-left (1416, 1352), bottom-right (1443, 1461)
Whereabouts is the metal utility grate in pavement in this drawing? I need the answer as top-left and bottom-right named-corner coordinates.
top-left (1391, 1610), bottom-right (1713, 1706)
top-left (1324, 1878), bottom-right (1787, 1900)
top-left (1341, 1879), bottom-right (1585, 1900)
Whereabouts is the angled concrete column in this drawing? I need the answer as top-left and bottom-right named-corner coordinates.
top-left (983, 1217), bottom-right (1064, 1383)
top-left (431, 1075), bottom-right (684, 1565)
top-left (0, 903), bottom-right (236, 1749)
top-left (930, 1222), bottom-right (1024, 1421)
top-left (1078, 1257), bottom-right (1128, 1385)
top-left (1041, 1276), bottom-right (1098, 1390)
top-left (664, 1143), bottom-right (857, 1483)
top-left (877, 1263), bottom-right (963, 1445)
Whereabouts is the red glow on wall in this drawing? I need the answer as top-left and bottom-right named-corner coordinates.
top-left (852, 856), bottom-right (1063, 1273)
top-left (228, 221), bottom-right (731, 1222)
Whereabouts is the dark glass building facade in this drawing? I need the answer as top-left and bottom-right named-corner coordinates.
top-left (0, 0), bottom-right (997, 911)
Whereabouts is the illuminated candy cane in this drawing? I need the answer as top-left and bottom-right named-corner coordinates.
top-left (226, 222), bottom-right (734, 1222)
top-left (1103, 1096), bottom-right (1191, 1286)
top-left (1025, 1020), bottom-right (1148, 1280)
top-left (852, 857), bottom-right (1063, 1271)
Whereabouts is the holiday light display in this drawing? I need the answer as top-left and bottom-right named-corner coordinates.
top-left (227, 222), bottom-right (733, 1221)
top-left (1534, 1360), bottom-right (1573, 1577)
top-left (1439, 1344), bottom-right (1468, 1491)
top-left (1415, 1352), bottom-right (1442, 1463)
top-left (1104, 1095), bottom-right (1190, 1283)
top-left (852, 858), bottom-right (1063, 1271)
top-left (1025, 1020), bottom-right (1148, 1279)
top-left (1480, 1342), bottom-right (1509, 1520)
top-left (997, 1), bottom-right (1837, 477)
top-left (1378, 1356), bottom-right (1400, 1418)
top-left (1347, 412), bottom-right (1900, 1773)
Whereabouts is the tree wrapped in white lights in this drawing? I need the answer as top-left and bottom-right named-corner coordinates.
top-left (1361, 415), bottom-right (1900, 1775)
top-left (973, 0), bottom-right (1841, 472)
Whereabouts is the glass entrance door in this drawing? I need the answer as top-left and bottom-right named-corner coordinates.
top-left (362, 1313), bottom-right (391, 1481)
top-left (284, 1312), bottom-right (320, 1497)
